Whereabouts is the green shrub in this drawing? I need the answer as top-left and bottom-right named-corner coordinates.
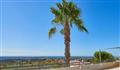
top-left (93, 51), bottom-right (113, 63)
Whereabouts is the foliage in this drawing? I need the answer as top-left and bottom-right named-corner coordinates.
top-left (48, 0), bottom-right (88, 38)
top-left (93, 51), bottom-right (113, 62)
top-left (92, 57), bottom-right (99, 63)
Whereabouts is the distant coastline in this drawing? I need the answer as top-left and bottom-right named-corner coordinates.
top-left (0, 56), bottom-right (93, 61)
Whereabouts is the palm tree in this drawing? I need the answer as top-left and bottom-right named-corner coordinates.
top-left (48, 0), bottom-right (88, 66)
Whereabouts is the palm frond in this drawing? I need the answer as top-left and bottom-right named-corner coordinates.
top-left (60, 29), bottom-right (64, 35)
top-left (52, 13), bottom-right (63, 23)
top-left (70, 22), bottom-right (73, 28)
top-left (67, 2), bottom-right (80, 21)
top-left (56, 3), bottom-right (63, 11)
top-left (52, 17), bottom-right (61, 23)
top-left (74, 18), bottom-right (88, 33)
top-left (62, 0), bottom-right (66, 3)
top-left (62, 0), bottom-right (67, 5)
top-left (64, 7), bottom-right (71, 16)
top-left (68, 2), bottom-right (76, 10)
top-left (62, 0), bottom-right (68, 9)
top-left (73, 9), bottom-right (80, 17)
top-left (81, 26), bottom-right (88, 33)
top-left (48, 27), bottom-right (57, 38)
top-left (69, 18), bottom-right (73, 28)
top-left (69, 5), bottom-right (80, 18)
top-left (50, 7), bottom-right (60, 16)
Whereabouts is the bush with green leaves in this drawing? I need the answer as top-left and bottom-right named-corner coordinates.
top-left (93, 51), bottom-right (113, 63)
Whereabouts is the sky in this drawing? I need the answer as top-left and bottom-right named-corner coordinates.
top-left (0, 0), bottom-right (119, 56)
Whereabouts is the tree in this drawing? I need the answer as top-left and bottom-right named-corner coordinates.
top-left (92, 57), bottom-right (99, 63)
top-left (48, 0), bottom-right (88, 66)
top-left (94, 51), bottom-right (113, 62)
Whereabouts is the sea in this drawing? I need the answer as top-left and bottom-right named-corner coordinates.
top-left (0, 56), bottom-right (92, 61)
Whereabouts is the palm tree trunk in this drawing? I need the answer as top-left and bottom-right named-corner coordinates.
top-left (64, 21), bottom-right (70, 67)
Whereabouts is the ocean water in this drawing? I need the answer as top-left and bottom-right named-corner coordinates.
top-left (0, 56), bottom-right (92, 61)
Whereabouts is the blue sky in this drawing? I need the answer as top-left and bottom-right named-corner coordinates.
top-left (0, 0), bottom-right (119, 56)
